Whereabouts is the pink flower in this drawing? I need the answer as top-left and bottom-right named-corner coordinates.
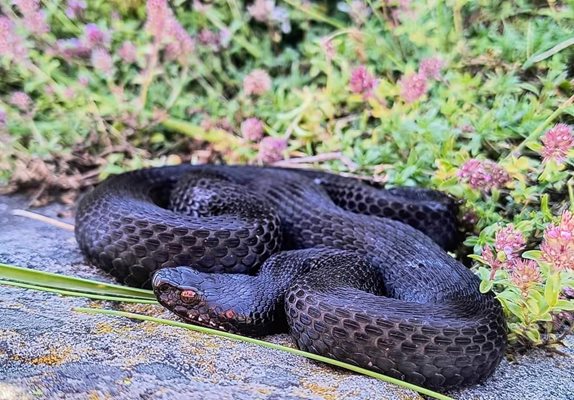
top-left (218, 28), bottom-right (231, 49)
top-left (419, 57), bottom-right (444, 80)
top-left (247, 0), bottom-right (291, 33)
top-left (460, 124), bottom-right (475, 133)
top-left (457, 159), bottom-right (510, 192)
top-left (541, 211), bottom-right (574, 272)
top-left (78, 76), bottom-right (89, 86)
top-left (481, 245), bottom-right (502, 279)
top-left (145, 0), bottom-right (194, 64)
top-left (0, 16), bottom-right (28, 61)
top-left (348, 0), bottom-right (371, 25)
top-left (399, 72), bottom-right (427, 103)
top-left (540, 123), bottom-right (574, 163)
top-left (9, 91), bottom-right (32, 111)
top-left (65, 0), bottom-right (87, 20)
top-left (55, 38), bottom-right (91, 58)
top-left (14, 0), bottom-right (39, 15)
top-left (494, 225), bottom-right (525, 260)
top-left (83, 23), bottom-right (110, 48)
top-left (510, 259), bottom-right (541, 295)
top-left (349, 65), bottom-right (378, 98)
top-left (320, 37), bottom-right (335, 60)
top-left (14, 0), bottom-right (49, 36)
top-left (197, 28), bottom-right (231, 51)
top-left (258, 137), bottom-right (287, 163)
top-left (164, 22), bottom-right (195, 64)
top-left (63, 87), bottom-right (75, 100)
top-left (0, 108), bottom-right (7, 128)
top-left (118, 41), bottom-right (137, 63)
top-left (247, 0), bottom-right (275, 22)
top-left (90, 48), bottom-right (113, 74)
top-left (243, 69), bottom-right (272, 96)
top-left (198, 29), bottom-right (220, 50)
top-left (241, 118), bottom-right (264, 141)
top-left (146, 0), bottom-right (171, 39)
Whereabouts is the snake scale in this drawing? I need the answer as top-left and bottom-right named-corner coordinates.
top-left (75, 165), bottom-right (506, 391)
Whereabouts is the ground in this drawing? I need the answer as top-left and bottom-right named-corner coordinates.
top-left (0, 195), bottom-right (573, 400)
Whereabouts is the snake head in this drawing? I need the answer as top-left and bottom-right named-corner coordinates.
top-left (152, 267), bottom-right (208, 315)
top-left (151, 266), bottom-right (246, 332)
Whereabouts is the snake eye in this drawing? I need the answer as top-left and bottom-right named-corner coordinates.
top-left (180, 290), bottom-right (198, 302)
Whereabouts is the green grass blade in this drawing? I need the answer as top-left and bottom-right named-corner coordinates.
top-left (0, 263), bottom-right (156, 300)
top-left (0, 279), bottom-right (158, 304)
top-left (75, 307), bottom-right (454, 400)
top-left (522, 36), bottom-right (574, 69)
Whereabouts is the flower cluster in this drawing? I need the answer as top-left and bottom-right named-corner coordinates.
top-left (247, 0), bottom-right (291, 33)
top-left (419, 57), bottom-right (444, 80)
top-left (0, 108), bottom-right (7, 129)
top-left (91, 48), bottom-right (113, 74)
top-left (65, 0), bottom-right (87, 20)
top-left (540, 123), bottom-right (574, 164)
top-left (9, 91), bottom-right (32, 112)
top-left (83, 24), bottom-right (111, 48)
top-left (146, 0), bottom-right (195, 64)
top-left (494, 225), bottom-right (526, 260)
top-left (481, 224), bottom-right (541, 295)
top-left (541, 211), bottom-right (574, 272)
top-left (348, 1), bottom-right (372, 26)
top-left (399, 57), bottom-right (443, 103)
top-left (258, 137), bottom-right (287, 163)
top-left (14, 0), bottom-right (49, 36)
top-left (243, 69), bottom-right (272, 96)
top-left (457, 159), bottom-right (510, 191)
top-left (399, 72), bottom-right (427, 103)
top-left (198, 29), bottom-right (230, 52)
top-left (118, 41), bottom-right (138, 63)
top-left (0, 16), bottom-right (28, 62)
top-left (241, 118), bottom-right (265, 141)
top-left (510, 259), bottom-right (542, 295)
top-left (349, 65), bottom-right (378, 98)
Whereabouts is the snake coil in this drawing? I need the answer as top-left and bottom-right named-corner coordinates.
top-left (75, 165), bottom-right (506, 391)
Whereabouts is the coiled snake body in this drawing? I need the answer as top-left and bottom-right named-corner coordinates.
top-left (75, 165), bottom-right (506, 391)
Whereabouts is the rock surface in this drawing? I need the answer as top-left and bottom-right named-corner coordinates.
top-left (0, 195), bottom-right (573, 400)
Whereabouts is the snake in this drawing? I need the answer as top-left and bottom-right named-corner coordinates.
top-left (75, 165), bottom-right (506, 391)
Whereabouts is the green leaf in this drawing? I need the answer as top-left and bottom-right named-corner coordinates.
top-left (544, 272), bottom-right (561, 308)
top-left (523, 36), bottom-right (574, 69)
top-left (554, 300), bottom-right (574, 312)
top-left (506, 302), bottom-right (526, 320)
top-left (479, 279), bottom-right (493, 293)
top-left (525, 141), bottom-right (542, 152)
top-left (0, 263), bottom-right (155, 300)
top-left (0, 279), bottom-right (157, 304)
top-left (525, 327), bottom-right (542, 344)
top-left (527, 290), bottom-right (550, 318)
top-left (521, 250), bottom-right (542, 261)
top-left (541, 194), bottom-right (552, 220)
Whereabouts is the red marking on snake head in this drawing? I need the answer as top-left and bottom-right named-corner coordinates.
top-left (224, 309), bottom-right (236, 319)
top-left (180, 290), bottom-right (197, 302)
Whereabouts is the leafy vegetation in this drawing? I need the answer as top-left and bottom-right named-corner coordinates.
top-left (1, 0), bottom-right (573, 348)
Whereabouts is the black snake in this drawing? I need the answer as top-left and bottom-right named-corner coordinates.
top-left (75, 165), bottom-right (506, 391)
